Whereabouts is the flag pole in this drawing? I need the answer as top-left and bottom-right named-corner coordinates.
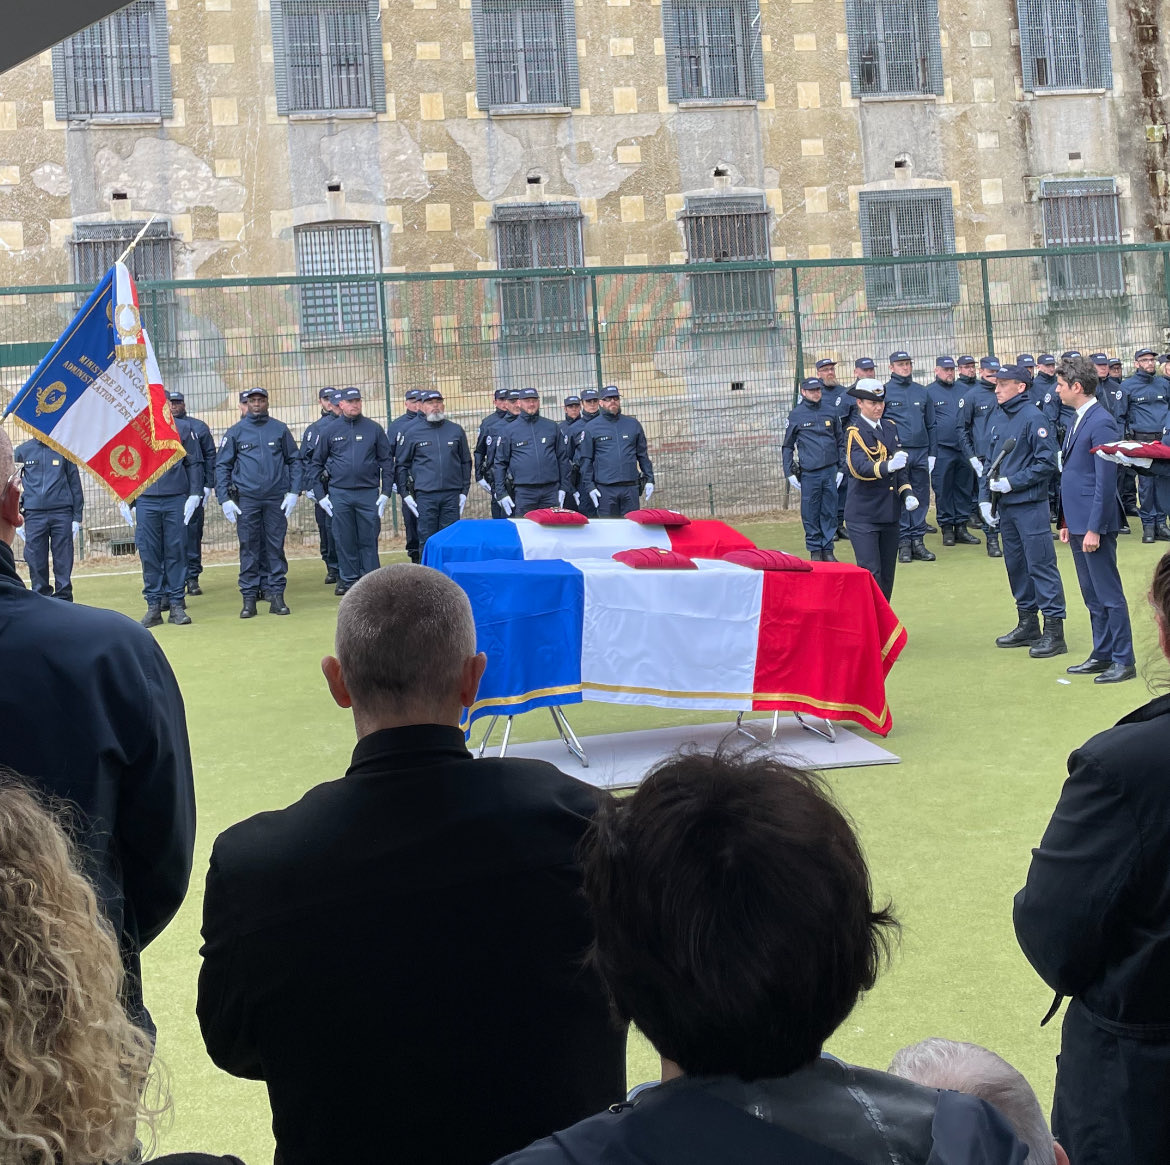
top-left (116, 214), bottom-right (158, 264)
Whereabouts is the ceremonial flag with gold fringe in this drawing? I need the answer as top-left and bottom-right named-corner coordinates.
top-left (2, 261), bottom-right (184, 502)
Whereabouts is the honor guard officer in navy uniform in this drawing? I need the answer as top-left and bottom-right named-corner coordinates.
top-left (928, 357), bottom-right (979, 547)
top-left (396, 389), bottom-right (472, 554)
top-left (474, 388), bottom-right (510, 518)
top-left (570, 387), bottom-right (603, 515)
top-left (883, 350), bottom-right (937, 563)
top-left (959, 356), bottom-right (1003, 557)
top-left (842, 379), bottom-right (917, 600)
top-left (301, 387), bottom-right (340, 584)
top-left (312, 387), bottom-right (394, 595)
top-left (578, 386), bottom-right (655, 517)
top-left (1120, 347), bottom-right (1170, 542)
top-left (491, 388), bottom-right (570, 516)
top-left (980, 364), bottom-right (1067, 658)
top-left (782, 377), bottom-right (845, 561)
top-left (558, 395), bottom-right (583, 510)
top-left (167, 392), bottom-right (215, 596)
top-left (216, 387), bottom-right (302, 619)
top-left (121, 416), bottom-right (203, 628)
top-left (387, 390), bottom-right (424, 560)
top-left (12, 437), bottom-right (83, 600)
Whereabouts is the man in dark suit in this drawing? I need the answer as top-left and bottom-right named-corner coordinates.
top-left (1056, 355), bottom-right (1134, 683)
top-left (0, 428), bottom-right (196, 1035)
top-left (198, 564), bottom-right (626, 1165)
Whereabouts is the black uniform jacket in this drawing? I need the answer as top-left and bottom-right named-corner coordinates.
top-left (0, 540), bottom-right (195, 1026)
top-left (198, 723), bottom-right (627, 1165)
top-left (843, 417), bottom-right (911, 529)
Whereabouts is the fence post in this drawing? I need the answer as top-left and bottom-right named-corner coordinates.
top-left (790, 265), bottom-right (803, 406)
top-left (589, 271), bottom-right (605, 393)
top-left (980, 257), bottom-right (995, 355)
top-left (378, 277), bottom-right (393, 418)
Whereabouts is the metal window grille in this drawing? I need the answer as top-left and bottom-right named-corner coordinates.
top-left (681, 195), bottom-right (775, 326)
top-left (491, 202), bottom-right (586, 335)
top-left (858, 189), bottom-right (959, 307)
top-left (1018, 0), bottom-right (1112, 91)
top-left (294, 222), bottom-right (382, 339)
top-left (71, 220), bottom-right (178, 357)
top-left (1041, 178), bottom-right (1124, 299)
top-left (662, 0), bottom-right (766, 102)
top-left (845, 0), bottom-right (944, 97)
top-left (51, 0), bottom-right (171, 119)
top-left (271, 0), bottom-right (386, 115)
top-left (472, 0), bottom-right (580, 108)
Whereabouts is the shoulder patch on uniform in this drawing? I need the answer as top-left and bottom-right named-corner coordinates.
top-left (1037, 427), bottom-right (1048, 438)
top-left (1044, 393), bottom-right (1052, 403)
top-left (958, 398), bottom-right (964, 408)
top-left (1115, 390), bottom-right (1123, 399)
top-left (485, 435), bottom-right (492, 446)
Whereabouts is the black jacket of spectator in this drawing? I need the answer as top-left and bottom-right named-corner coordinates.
top-left (198, 723), bottom-right (627, 1165)
top-left (0, 540), bottom-right (196, 1033)
top-left (1014, 693), bottom-right (1170, 1165)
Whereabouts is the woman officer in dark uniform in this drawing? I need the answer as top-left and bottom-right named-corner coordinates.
top-left (843, 378), bottom-right (918, 600)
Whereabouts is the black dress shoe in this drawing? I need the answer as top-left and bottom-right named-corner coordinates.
top-left (924, 522), bottom-right (938, 534)
top-left (1095, 662), bottom-right (1137, 684)
top-left (835, 524), bottom-right (848, 541)
top-left (1119, 523), bottom-right (1132, 535)
top-left (334, 584), bottom-right (350, 596)
top-left (1067, 657), bottom-right (1110, 675)
top-left (324, 571), bottom-right (338, 584)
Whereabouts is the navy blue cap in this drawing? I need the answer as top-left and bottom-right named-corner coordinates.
top-left (956, 355), bottom-right (976, 366)
top-left (979, 356), bottom-right (1000, 371)
top-left (1136, 347), bottom-right (1158, 359)
top-left (518, 387), bottom-right (539, 399)
top-left (1090, 352), bottom-right (1110, 364)
top-left (814, 358), bottom-right (836, 370)
top-left (564, 394), bottom-right (581, 405)
top-left (936, 356), bottom-right (956, 369)
top-left (601, 385), bottom-right (621, 399)
top-left (420, 390), bottom-right (444, 402)
top-left (1061, 350), bottom-right (1082, 360)
top-left (318, 386), bottom-right (334, 400)
top-left (1016, 353), bottom-right (1036, 368)
top-left (889, 350), bottom-right (912, 363)
top-left (404, 389), bottom-right (423, 402)
top-left (581, 388), bottom-right (600, 401)
top-left (340, 387), bottom-right (362, 401)
top-left (800, 377), bottom-right (824, 392)
top-left (506, 389), bottom-right (522, 400)
top-left (493, 388), bottom-right (508, 400)
top-left (855, 357), bottom-right (876, 371)
top-left (329, 389), bottom-right (344, 403)
top-left (1037, 354), bottom-right (1056, 366)
top-left (995, 364), bottom-right (1026, 381)
top-left (245, 386), bottom-right (268, 398)
top-left (167, 390), bottom-right (184, 402)
top-left (1110, 358), bottom-right (1123, 367)
top-left (1159, 354), bottom-right (1170, 363)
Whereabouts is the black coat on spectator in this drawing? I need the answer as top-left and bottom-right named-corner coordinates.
top-left (198, 723), bottom-right (627, 1165)
top-left (1014, 693), bottom-right (1170, 1165)
top-left (0, 540), bottom-right (195, 1033)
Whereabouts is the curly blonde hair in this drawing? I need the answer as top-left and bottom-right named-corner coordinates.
top-left (0, 775), bottom-right (167, 1164)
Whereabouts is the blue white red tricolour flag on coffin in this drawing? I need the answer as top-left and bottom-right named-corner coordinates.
top-left (3, 261), bottom-right (184, 502)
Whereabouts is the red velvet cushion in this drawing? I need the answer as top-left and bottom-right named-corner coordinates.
top-left (723, 549), bottom-right (814, 572)
top-left (625, 508), bottom-right (692, 527)
top-left (1092, 440), bottom-right (1170, 460)
top-left (523, 508), bottom-right (589, 526)
top-left (612, 547), bottom-right (698, 570)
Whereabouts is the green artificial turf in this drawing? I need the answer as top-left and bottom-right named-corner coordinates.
top-left (54, 519), bottom-right (1164, 1161)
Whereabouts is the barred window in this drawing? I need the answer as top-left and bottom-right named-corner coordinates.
top-left (51, 0), bottom-right (172, 119)
top-left (1018, 0), bottom-right (1112, 91)
top-left (858, 189), bottom-right (958, 308)
top-left (271, 0), bottom-right (387, 115)
top-left (72, 220), bottom-right (177, 357)
top-left (681, 194), bottom-right (775, 326)
top-left (492, 202), bottom-right (586, 335)
top-left (472, 0), bottom-right (580, 109)
top-left (294, 222), bottom-right (382, 340)
top-left (662, 0), bottom-right (766, 103)
top-left (1041, 178), bottom-right (1123, 299)
top-left (845, 0), bottom-right (944, 98)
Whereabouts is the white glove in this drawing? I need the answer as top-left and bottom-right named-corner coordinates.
top-left (788, 475), bottom-right (801, 491)
top-left (478, 477), bottom-right (492, 494)
top-left (118, 500), bottom-right (135, 528)
top-left (644, 483), bottom-right (655, 501)
top-left (71, 521), bottom-right (81, 536)
top-left (203, 486), bottom-right (212, 505)
top-left (835, 471), bottom-right (844, 488)
top-left (305, 489), bottom-right (316, 502)
top-left (557, 490), bottom-right (566, 507)
top-left (573, 492), bottom-right (581, 506)
top-left (989, 477), bottom-right (1012, 494)
top-left (376, 493), bottom-right (389, 519)
top-left (928, 456), bottom-right (936, 473)
top-left (904, 494), bottom-right (920, 512)
top-left (403, 495), bottom-right (419, 517)
top-left (887, 450), bottom-right (909, 471)
top-left (589, 489), bottom-right (601, 507)
top-left (1115, 452), bottom-right (1153, 469)
top-left (281, 492), bottom-right (298, 519)
top-left (458, 494), bottom-right (467, 515)
top-left (969, 457), bottom-right (985, 476)
top-left (183, 495), bottom-right (201, 525)
top-left (14, 525), bottom-right (24, 541)
top-left (1057, 451), bottom-right (1063, 473)
top-left (979, 500), bottom-right (999, 528)
top-left (499, 496), bottom-right (515, 516)
top-left (222, 499), bottom-right (242, 523)
top-left (319, 495), bottom-right (334, 518)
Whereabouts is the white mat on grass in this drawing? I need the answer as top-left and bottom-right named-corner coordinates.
top-left (500, 716), bottom-right (900, 790)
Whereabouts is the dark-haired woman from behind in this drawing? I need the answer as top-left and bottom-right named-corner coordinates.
top-left (0, 773), bottom-right (245, 1165)
top-left (1015, 549), bottom-right (1170, 1165)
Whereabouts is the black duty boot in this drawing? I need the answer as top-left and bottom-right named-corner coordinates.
top-left (168, 600), bottom-right (192, 626)
top-left (954, 524), bottom-right (980, 545)
top-left (1143, 524), bottom-right (1156, 544)
top-left (910, 538), bottom-right (936, 562)
top-left (1029, 616), bottom-right (1068, 658)
top-left (925, 521), bottom-right (938, 534)
top-left (269, 590), bottom-right (291, 615)
top-left (822, 548), bottom-right (838, 562)
top-left (160, 596), bottom-right (170, 612)
top-left (140, 604), bottom-right (163, 628)
top-left (809, 550), bottom-right (824, 562)
top-left (942, 525), bottom-right (956, 547)
top-left (240, 595), bottom-right (258, 619)
top-left (324, 570), bottom-right (338, 584)
top-left (187, 579), bottom-right (202, 596)
top-left (1157, 523), bottom-right (1170, 542)
top-left (835, 524), bottom-right (848, 541)
top-left (986, 530), bottom-right (1002, 557)
top-left (898, 541), bottom-right (912, 564)
top-left (996, 609), bottom-right (1042, 648)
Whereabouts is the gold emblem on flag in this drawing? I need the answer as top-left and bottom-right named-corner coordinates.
top-left (110, 445), bottom-right (143, 480)
top-left (114, 302), bottom-right (142, 339)
top-left (35, 381), bottom-right (67, 416)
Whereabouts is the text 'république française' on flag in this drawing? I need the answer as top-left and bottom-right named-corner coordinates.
top-left (2, 260), bottom-right (184, 502)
